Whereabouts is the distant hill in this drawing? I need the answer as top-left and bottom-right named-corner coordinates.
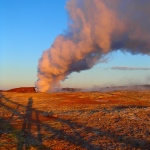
top-left (3, 87), bottom-right (36, 93)
top-left (0, 85), bottom-right (149, 93)
top-left (61, 88), bottom-right (81, 92)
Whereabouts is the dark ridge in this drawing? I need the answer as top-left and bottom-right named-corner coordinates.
top-left (0, 84), bottom-right (149, 93)
top-left (61, 88), bottom-right (81, 92)
top-left (6, 87), bottom-right (36, 93)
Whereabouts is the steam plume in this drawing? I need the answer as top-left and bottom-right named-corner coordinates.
top-left (36, 0), bottom-right (150, 92)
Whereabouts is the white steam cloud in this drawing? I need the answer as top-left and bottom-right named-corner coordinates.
top-left (36, 0), bottom-right (150, 92)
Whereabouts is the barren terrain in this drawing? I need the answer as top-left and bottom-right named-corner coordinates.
top-left (0, 90), bottom-right (150, 149)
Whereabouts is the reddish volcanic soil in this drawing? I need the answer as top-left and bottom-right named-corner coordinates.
top-left (0, 90), bottom-right (150, 149)
top-left (6, 87), bottom-right (36, 93)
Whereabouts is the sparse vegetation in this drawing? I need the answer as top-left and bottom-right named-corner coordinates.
top-left (0, 90), bottom-right (150, 149)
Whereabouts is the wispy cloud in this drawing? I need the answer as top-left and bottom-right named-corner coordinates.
top-left (111, 66), bottom-right (150, 71)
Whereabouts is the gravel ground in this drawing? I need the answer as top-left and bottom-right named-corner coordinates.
top-left (0, 91), bottom-right (150, 150)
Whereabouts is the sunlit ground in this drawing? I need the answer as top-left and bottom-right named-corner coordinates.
top-left (0, 90), bottom-right (150, 149)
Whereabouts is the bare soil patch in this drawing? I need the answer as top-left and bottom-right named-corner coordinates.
top-left (0, 90), bottom-right (150, 149)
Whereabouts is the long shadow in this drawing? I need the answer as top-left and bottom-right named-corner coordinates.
top-left (35, 111), bottom-right (42, 145)
top-left (17, 98), bottom-right (43, 150)
top-left (0, 94), bottom-right (99, 149)
top-left (0, 95), bottom-right (100, 149)
top-left (1, 93), bottom-right (150, 149)
top-left (56, 117), bottom-right (150, 149)
top-left (17, 97), bottom-right (33, 150)
top-left (0, 117), bottom-right (18, 148)
top-left (0, 95), bottom-right (49, 150)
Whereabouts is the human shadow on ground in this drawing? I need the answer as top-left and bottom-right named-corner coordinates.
top-left (0, 95), bottom-right (49, 150)
top-left (0, 93), bottom-right (150, 149)
top-left (17, 97), bottom-right (42, 150)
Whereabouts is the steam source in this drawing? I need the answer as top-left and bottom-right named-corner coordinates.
top-left (36, 0), bottom-right (150, 92)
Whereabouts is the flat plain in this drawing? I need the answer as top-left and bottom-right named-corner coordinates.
top-left (0, 90), bottom-right (150, 149)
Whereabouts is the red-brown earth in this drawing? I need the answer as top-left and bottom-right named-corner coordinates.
top-left (6, 87), bottom-right (36, 93)
top-left (0, 89), bottom-right (150, 149)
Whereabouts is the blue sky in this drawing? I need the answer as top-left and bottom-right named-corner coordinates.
top-left (0, 0), bottom-right (150, 90)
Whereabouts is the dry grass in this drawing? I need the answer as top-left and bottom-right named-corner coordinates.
top-left (0, 90), bottom-right (150, 149)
